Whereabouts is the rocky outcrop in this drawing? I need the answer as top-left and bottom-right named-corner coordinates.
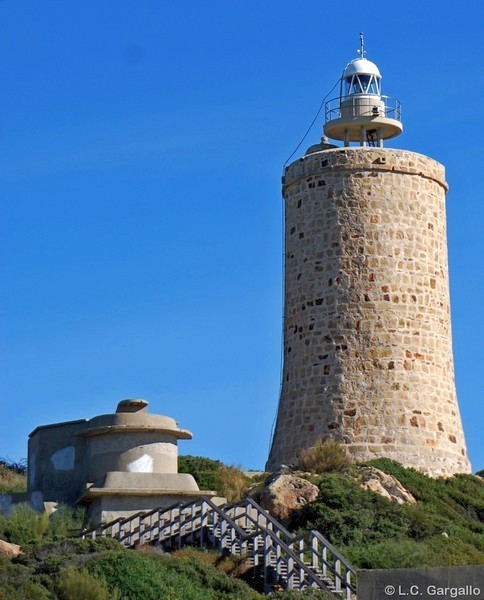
top-left (356, 467), bottom-right (416, 504)
top-left (256, 470), bottom-right (319, 526)
top-left (0, 539), bottom-right (22, 557)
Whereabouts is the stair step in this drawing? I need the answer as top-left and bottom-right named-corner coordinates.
top-left (82, 500), bottom-right (356, 597)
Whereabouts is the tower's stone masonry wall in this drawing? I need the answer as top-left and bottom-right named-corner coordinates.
top-left (267, 147), bottom-right (470, 476)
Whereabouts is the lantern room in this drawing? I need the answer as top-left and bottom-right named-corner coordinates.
top-left (324, 36), bottom-right (403, 147)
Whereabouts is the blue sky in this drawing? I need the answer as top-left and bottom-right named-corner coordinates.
top-left (1, 1), bottom-right (483, 472)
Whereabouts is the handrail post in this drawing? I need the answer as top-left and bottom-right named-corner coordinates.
top-left (263, 531), bottom-right (272, 593)
top-left (178, 504), bottom-right (186, 549)
top-left (298, 538), bottom-right (305, 585)
top-left (158, 513), bottom-right (164, 545)
top-left (345, 567), bottom-right (353, 600)
top-left (189, 502), bottom-right (196, 545)
top-left (334, 558), bottom-right (342, 592)
top-left (221, 519), bottom-right (227, 551)
top-left (287, 555), bottom-right (294, 589)
top-left (200, 501), bottom-right (207, 547)
top-left (322, 545), bottom-right (328, 579)
top-left (311, 534), bottom-right (318, 570)
top-left (139, 514), bottom-right (146, 546)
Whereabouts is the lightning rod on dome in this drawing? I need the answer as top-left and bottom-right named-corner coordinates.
top-left (357, 32), bottom-right (366, 58)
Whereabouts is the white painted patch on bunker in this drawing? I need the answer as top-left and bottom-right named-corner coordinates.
top-left (127, 454), bottom-right (153, 473)
top-left (50, 446), bottom-right (75, 471)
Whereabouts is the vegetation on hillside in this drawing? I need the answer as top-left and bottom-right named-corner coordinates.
top-left (1, 453), bottom-right (483, 596)
top-left (0, 537), bottom-right (334, 600)
top-left (297, 439), bottom-right (350, 473)
top-left (0, 504), bottom-right (85, 546)
top-left (293, 458), bottom-right (484, 569)
top-left (178, 455), bottom-right (251, 503)
top-left (0, 458), bottom-right (27, 494)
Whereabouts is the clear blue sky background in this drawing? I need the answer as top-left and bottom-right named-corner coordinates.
top-left (1, 1), bottom-right (483, 472)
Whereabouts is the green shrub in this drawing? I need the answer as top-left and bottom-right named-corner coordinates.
top-left (49, 505), bottom-right (86, 538)
top-left (0, 561), bottom-right (50, 600)
top-left (86, 549), bottom-right (264, 600)
top-left (294, 474), bottom-right (408, 547)
top-left (424, 534), bottom-right (484, 566)
top-left (291, 460), bottom-right (484, 569)
top-left (159, 552), bottom-right (262, 599)
top-left (178, 455), bottom-right (224, 492)
top-left (297, 439), bottom-right (350, 473)
top-left (345, 539), bottom-right (436, 569)
top-left (86, 551), bottom-right (165, 600)
top-left (1, 502), bottom-right (89, 547)
top-left (178, 455), bottom-right (250, 502)
top-left (56, 567), bottom-right (118, 600)
top-left (5, 504), bottom-right (50, 545)
top-left (178, 456), bottom-right (224, 474)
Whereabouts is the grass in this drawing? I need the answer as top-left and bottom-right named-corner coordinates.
top-left (0, 459), bottom-right (27, 494)
top-left (297, 438), bottom-right (351, 473)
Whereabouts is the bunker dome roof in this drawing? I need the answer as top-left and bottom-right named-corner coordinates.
top-left (29, 399), bottom-right (192, 439)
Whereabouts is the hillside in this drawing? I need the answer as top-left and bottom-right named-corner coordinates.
top-left (0, 456), bottom-right (483, 598)
top-left (289, 458), bottom-right (484, 569)
top-left (0, 459), bottom-right (27, 494)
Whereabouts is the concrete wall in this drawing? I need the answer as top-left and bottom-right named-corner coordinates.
top-left (84, 431), bottom-right (179, 485)
top-left (267, 147), bottom-right (470, 476)
top-left (28, 419), bottom-right (88, 503)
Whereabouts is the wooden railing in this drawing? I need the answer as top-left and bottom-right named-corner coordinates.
top-left (81, 496), bottom-right (356, 598)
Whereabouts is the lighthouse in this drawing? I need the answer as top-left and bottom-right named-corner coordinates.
top-left (267, 38), bottom-right (470, 476)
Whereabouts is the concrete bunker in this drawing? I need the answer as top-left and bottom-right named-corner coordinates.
top-left (27, 399), bottom-right (217, 522)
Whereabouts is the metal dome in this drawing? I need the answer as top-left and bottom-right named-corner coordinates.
top-left (342, 58), bottom-right (381, 79)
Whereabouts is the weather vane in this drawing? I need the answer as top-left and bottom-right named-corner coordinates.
top-left (357, 32), bottom-right (366, 58)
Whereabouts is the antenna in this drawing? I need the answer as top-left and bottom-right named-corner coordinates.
top-left (357, 32), bottom-right (366, 58)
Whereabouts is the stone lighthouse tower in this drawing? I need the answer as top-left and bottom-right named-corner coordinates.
top-left (267, 39), bottom-right (470, 476)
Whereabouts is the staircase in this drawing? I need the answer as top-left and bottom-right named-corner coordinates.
top-left (81, 496), bottom-right (357, 598)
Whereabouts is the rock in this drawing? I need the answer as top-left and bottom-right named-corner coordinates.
top-left (0, 539), bottom-right (22, 557)
top-left (257, 471), bottom-right (319, 526)
top-left (356, 467), bottom-right (416, 505)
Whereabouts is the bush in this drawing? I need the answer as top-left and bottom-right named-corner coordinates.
top-left (218, 467), bottom-right (250, 503)
top-left (293, 474), bottom-right (408, 547)
top-left (0, 458), bottom-right (27, 475)
top-left (1, 503), bottom-right (87, 546)
top-left (56, 567), bottom-right (117, 600)
top-left (297, 439), bottom-right (350, 473)
top-left (86, 550), bottom-right (263, 600)
top-left (0, 459), bottom-right (27, 494)
top-left (291, 460), bottom-right (484, 569)
top-left (49, 505), bottom-right (86, 538)
top-left (0, 561), bottom-right (50, 599)
top-left (178, 455), bottom-right (250, 502)
top-left (345, 539), bottom-right (436, 569)
top-left (4, 504), bottom-right (50, 545)
top-left (172, 547), bottom-right (250, 578)
top-left (86, 551), bottom-right (166, 600)
top-left (178, 455), bottom-right (224, 492)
